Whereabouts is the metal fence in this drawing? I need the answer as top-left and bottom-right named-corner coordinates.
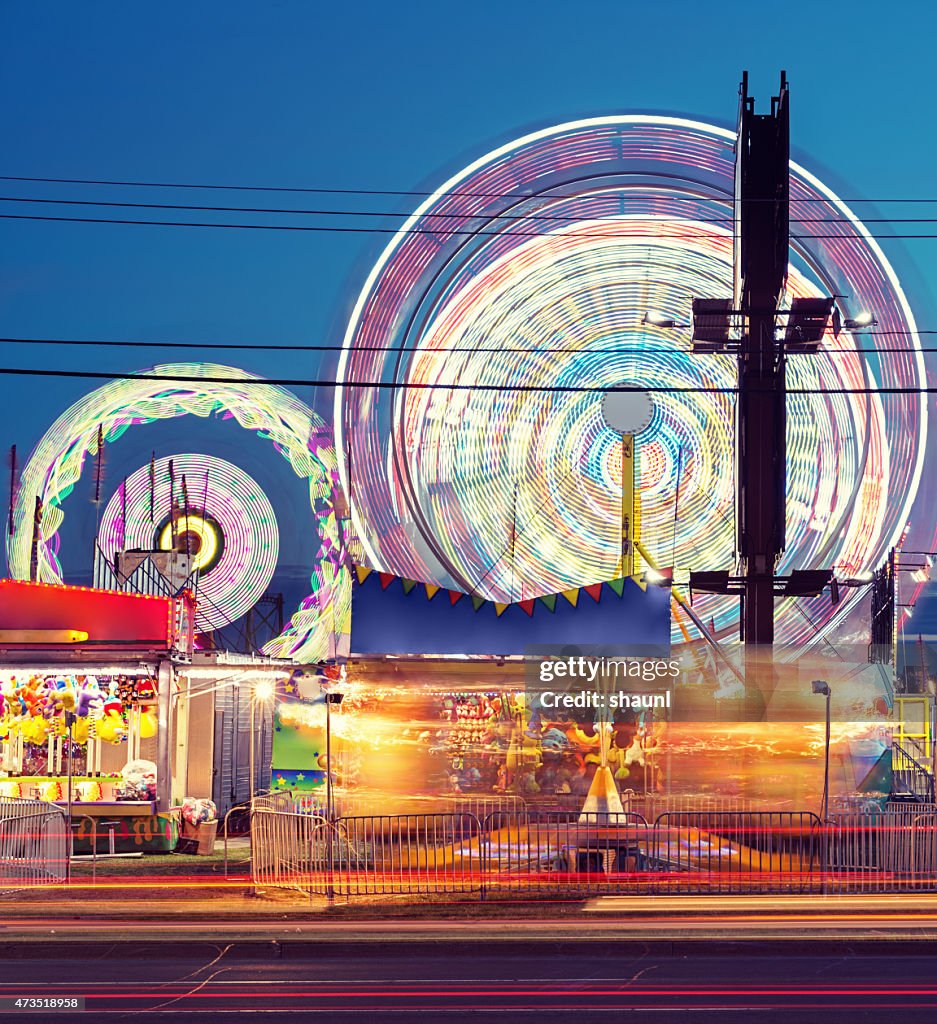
top-left (249, 800), bottom-right (937, 900)
top-left (481, 810), bottom-right (651, 896)
top-left (649, 811), bottom-right (822, 894)
top-left (0, 798), bottom-right (69, 886)
top-left (825, 804), bottom-right (937, 892)
top-left (333, 814), bottom-right (482, 896)
top-left (250, 805), bottom-right (331, 895)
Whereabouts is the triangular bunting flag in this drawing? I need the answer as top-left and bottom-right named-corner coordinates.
top-left (630, 573), bottom-right (648, 592)
top-left (425, 584), bottom-right (440, 600)
top-left (519, 599), bottom-right (535, 617)
top-left (538, 593), bottom-right (557, 612)
top-left (379, 573), bottom-right (395, 590)
top-left (494, 602), bottom-right (510, 617)
top-left (448, 590), bottom-right (464, 606)
top-left (401, 579), bottom-right (417, 594)
top-left (354, 565), bottom-right (372, 585)
top-left (606, 577), bottom-right (626, 597)
top-left (471, 596), bottom-right (486, 611)
top-left (561, 588), bottom-right (580, 607)
top-left (584, 583), bottom-right (603, 603)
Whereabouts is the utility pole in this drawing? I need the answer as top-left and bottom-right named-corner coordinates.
top-left (689, 74), bottom-right (834, 644)
top-left (735, 71), bottom-right (790, 646)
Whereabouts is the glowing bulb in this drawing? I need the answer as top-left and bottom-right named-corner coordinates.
top-left (643, 311), bottom-right (676, 328)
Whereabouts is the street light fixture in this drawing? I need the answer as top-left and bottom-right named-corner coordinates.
top-left (812, 679), bottom-right (832, 821)
top-left (324, 692), bottom-right (344, 823)
top-left (844, 311), bottom-right (878, 330)
top-left (642, 311), bottom-right (678, 328)
top-left (249, 679), bottom-right (277, 802)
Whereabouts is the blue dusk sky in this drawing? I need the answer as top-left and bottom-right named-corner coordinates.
top-left (1, 0), bottom-right (936, 518)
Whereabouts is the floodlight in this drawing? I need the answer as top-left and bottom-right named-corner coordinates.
top-left (844, 311), bottom-right (877, 330)
top-left (643, 311), bottom-right (676, 328)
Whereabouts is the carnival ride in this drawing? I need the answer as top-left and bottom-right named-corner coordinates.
top-left (336, 115), bottom-right (930, 645)
top-left (6, 363), bottom-right (348, 662)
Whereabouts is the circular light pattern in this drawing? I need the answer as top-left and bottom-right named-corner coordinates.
top-left (7, 364), bottom-right (348, 661)
top-left (336, 116), bottom-right (927, 645)
top-left (156, 513), bottom-right (224, 574)
top-left (98, 455), bottom-right (277, 631)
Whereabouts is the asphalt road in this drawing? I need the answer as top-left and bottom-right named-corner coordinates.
top-left (3, 941), bottom-right (937, 1022)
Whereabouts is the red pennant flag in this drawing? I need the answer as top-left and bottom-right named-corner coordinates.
top-left (379, 573), bottom-right (395, 590)
top-left (448, 590), bottom-right (464, 606)
top-left (519, 599), bottom-right (535, 617)
top-left (583, 583), bottom-right (603, 603)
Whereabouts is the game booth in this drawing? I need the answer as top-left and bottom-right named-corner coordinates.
top-left (0, 578), bottom-right (292, 855)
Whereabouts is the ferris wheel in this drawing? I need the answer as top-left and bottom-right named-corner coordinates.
top-left (336, 116), bottom-right (929, 645)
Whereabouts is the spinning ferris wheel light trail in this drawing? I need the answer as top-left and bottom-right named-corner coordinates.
top-left (335, 97), bottom-right (928, 648)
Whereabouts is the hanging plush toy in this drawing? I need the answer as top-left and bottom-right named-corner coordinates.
top-left (117, 678), bottom-right (135, 708)
top-left (21, 717), bottom-right (50, 745)
top-left (96, 712), bottom-right (127, 744)
top-left (138, 711), bottom-right (158, 739)
top-left (53, 682), bottom-right (77, 716)
top-left (76, 678), bottom-right (104, 718)
top-left (135, 679), bottom-right (157, 702)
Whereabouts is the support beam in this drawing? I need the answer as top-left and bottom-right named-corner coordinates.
top-left (156, 659), bottom-right (173, 812)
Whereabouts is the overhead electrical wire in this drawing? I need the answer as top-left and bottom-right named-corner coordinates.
top-left (5, 194), bottom-right (937, 226)
top-left (0, 363), bottom-right (933, 395)
top-left (6, 172), bottom-right (937, 204)
top-left (3, 209), bottom-right (937, 240)
top-left (3, 335), bottom-right (937, 354)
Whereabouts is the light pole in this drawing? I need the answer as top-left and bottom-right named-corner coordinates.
top-left (324, 692), bottom-right (344, 821)
top-left (64, 710), bottom-right (76, 876)
top-left (812, 680), bottom-right (831, 820)
top-left (601, 388), bottom-right (653, 578)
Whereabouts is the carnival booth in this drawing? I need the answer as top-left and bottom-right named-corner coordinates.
top-left (270, 566), bottom-right (674, 817)
top-left (0, 578), bottom-right (194, 852)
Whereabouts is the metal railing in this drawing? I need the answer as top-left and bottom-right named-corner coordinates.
top-left (248, 800), bottom-right (937, 900)
top-left (250, 806), bottom-right (332, 896)
top-left (0, 798), bottom-right (69, 886)
top-left (892, 740), bottom-right (935, 803)
top-left (825, 804), bottom-right (937, 892)
top-left (332, 814), bottom-right (481, 896)
top-left (649, 811), bottom-right (822, 894)
top-left (481, 810), bottom-right (651, 896)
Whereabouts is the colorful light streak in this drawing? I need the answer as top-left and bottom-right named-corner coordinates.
top-left (6, 363), bottom-right (348, 661)
top-left (98, 455), bottom-right (278, 631)
top-left (336, 117), bottom-right (926, 645)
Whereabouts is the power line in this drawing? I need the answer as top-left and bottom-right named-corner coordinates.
top-left (3, 210), bottom-right (936, 241)
top-left (3, 334), bottom-right (937, 355)
top-left (5, 172), bottom-right (937, 205)
top-left (3, 194), bottom-right (937, 226)
top-left (0, 363), bottom-right (933, 395)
